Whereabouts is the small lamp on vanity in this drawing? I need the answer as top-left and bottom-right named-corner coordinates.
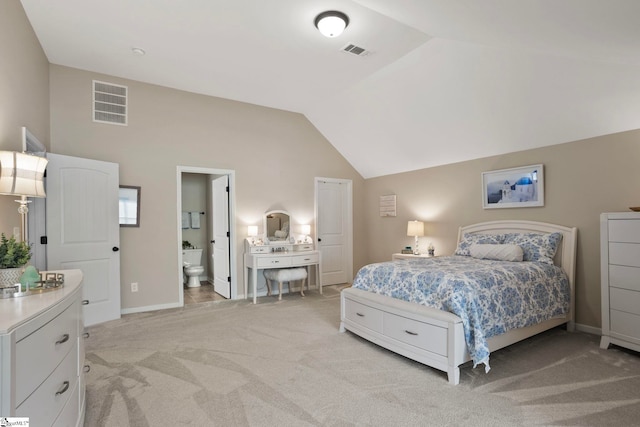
top-left (300, 224), bottom-right (311, 243)
top-left (247, 225), bottom-right (258, 244)
top-left (407, 220), bottom-right (424, 255)
top-left (0, 151), bottom-right (48, 242)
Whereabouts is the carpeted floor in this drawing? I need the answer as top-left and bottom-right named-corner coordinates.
top-left (84, 285), bottom-right (640, 426)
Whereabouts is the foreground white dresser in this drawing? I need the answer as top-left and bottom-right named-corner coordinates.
top-left (600, 212), bottom-right (640, 352)
top-left (0, 269), bottom-right (85, 426)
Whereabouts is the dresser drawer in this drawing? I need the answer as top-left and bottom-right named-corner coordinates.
top-left (291, 253), bottom-right (319, 266)
top-left (256, 256), bottom-right (292, 268)
top-left (344, 298), bottom-right (383, 333)
top-left (382, 312), bottom-right (448, 356)
top-left (609, 243), bottom-right (640, 268)
top-left (15, 299), bottom-right (79, 406)
top-left (610, 309), bottom-right (640, 342)
top-left (609, 219), bottom-right (640, 243)
top-left (609, 265), bottom-right (640, 292)
top-left (249, 245), bottom-right (270, 254)
top-left (53, 379), bottom-right (80, 427)
top-left (610, 287), bottom-right (640, 316)
top-left (294, 244), bottom-right (314, 251)
top-left (16, 344), bottom-right (78, 426)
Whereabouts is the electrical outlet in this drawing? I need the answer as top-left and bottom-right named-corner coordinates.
top-left (131, 282), bottom-right (138, 292)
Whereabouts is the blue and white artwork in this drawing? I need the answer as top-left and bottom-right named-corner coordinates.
top-left (482, 164), bottom-right (544, 208)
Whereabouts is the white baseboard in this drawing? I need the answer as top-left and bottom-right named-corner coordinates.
top-left (121, 301), bottom-right (182, 315)
top-left (574, 322), bottom-right (601, 336)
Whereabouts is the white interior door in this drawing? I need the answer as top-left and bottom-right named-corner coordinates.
top-left (212, 175), bottom-right (230, 298)
top-left (46, 153), bottom-right (121, 326)
top-left (316, 178), bottom-right (352, 286)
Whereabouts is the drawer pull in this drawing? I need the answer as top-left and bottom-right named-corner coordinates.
top-left (303, 258), bottom-right (310, 261)
top-left (83, 365), bottom-right (91, 373)
top-left (356, 312), bottom-right (365, 317)
top-left (83, 332), bottom-right (90, 339)
top-left (56, 334), bottom-right (70, 345)
top-left (55, 381), bottom-right (70, 396)
top-left (404, 330), bottom-right (418, 336)
top-left (82, 300), bottom-right (90, 305)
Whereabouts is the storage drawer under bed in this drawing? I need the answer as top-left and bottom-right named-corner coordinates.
top-left (343, 298), bottom-right (383, 333)
top-left (382, 312), bottom-right (448, 356)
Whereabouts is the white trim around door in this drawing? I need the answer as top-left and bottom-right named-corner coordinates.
top-left (314, 177), bottom-right (353, 286)
top-left (177, 166), bottom-right (238, 306)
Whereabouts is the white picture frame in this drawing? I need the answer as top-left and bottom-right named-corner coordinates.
top-left (482, 164), bottom-right (544, 209)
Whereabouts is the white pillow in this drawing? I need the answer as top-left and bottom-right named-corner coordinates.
top-left (469, 244), bottom-right (524, 262)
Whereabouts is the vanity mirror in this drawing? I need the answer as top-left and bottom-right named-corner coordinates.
top-left (264, 210), bottom-right (290, 242)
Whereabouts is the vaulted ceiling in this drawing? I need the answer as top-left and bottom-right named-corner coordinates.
top-left (20, 0), bottom-right (640, 178)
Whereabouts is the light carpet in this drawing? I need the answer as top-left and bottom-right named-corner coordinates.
top-left (84, 286), bottom-right (640, 426)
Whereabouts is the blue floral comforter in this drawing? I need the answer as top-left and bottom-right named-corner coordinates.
top-left (352, 256), bottom-right (570, 370)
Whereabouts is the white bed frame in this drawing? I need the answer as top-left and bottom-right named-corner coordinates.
top-left (339, 220), bottom-right (577, 385)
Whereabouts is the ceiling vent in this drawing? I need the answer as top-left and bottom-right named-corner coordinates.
top-left (341, 43), bottom-right (370, 57)
top-left (93, 80), bottom-right (128, 126)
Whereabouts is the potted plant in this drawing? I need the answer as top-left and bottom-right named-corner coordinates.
top-left (0, 233), bottom-right (32, 286)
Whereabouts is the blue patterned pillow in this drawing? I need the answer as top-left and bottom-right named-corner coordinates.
top-left (455, 233), bottom-right (504, 256)
top-left (502, 232), bottom-right (562, 264)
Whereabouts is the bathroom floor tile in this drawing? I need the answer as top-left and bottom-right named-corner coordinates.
top-left (183, 282), bottom-right (227, 305)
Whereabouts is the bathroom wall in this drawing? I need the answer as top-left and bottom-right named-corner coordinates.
top-left (181, 173), bottom-right (209, 280)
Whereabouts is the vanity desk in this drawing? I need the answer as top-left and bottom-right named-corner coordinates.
top-left (244, 210), bottom-right (321, 304)
top-left (244, 242), bottom-right (320, 304)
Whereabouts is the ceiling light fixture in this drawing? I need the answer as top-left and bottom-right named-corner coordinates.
top-left (314, 11), bottom-right (349, 38)
top-left (131, 47), bottom-right (146, 56)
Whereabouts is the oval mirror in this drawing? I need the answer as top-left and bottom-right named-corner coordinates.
top-left (264, 210), bottom-right (290, 242)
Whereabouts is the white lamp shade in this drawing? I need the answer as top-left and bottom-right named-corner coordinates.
top-left (247, 225), bottom-right (259, 237)
top-left (0, 151), bottom-right (48, 197)
top-left (315, 11), bottom-right (349, 38)
top-left (407, 220), bottom-right (425, 237)
top-left (300, 224), bottom-right (311, 235)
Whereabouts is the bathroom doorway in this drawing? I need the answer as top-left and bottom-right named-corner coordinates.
top-left (176, 166), bottom-right (237, 306)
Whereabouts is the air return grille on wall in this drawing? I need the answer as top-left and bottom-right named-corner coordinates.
top-left (93, 80), bottom-right (128, 125)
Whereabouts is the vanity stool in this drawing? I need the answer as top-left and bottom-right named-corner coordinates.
top-left (263, 267), bottom-right (308, 300)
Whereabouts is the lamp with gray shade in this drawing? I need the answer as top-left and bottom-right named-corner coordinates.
top-left (0, 151), bottom-right (48, 242)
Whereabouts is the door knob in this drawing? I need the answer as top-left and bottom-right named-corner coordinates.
top-left (112, 246), bottom-right (119, 252)
top-left (318, 238), bottom-right (322, 242)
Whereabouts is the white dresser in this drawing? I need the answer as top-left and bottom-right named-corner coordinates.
top-left (600, 212), bottom-right (640, 352)
top-left (0, 269), bottom-right (86, 426)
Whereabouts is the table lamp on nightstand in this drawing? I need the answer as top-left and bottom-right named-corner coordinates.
top-left (407, 220), bottom-right (424, 255)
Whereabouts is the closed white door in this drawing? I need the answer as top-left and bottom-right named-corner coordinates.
top-left (316, 178), bottom-right (352, 286)
top-left (212, 175), bottom-right (230, 298)
top-left (46, 153), bottom-right (121, 326)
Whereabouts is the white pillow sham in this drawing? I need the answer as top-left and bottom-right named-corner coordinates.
top-left (469, 244), bottom-right (524, 262)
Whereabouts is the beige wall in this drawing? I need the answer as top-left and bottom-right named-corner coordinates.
top-left (0, 0), bottom-right (49, 233)
top-left (48, 65), bottom-right (365, 310)
top-left (364, 130), bottom-right (640, 328)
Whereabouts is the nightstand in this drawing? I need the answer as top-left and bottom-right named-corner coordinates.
top-left (392, 253), bottom-right (434, 260)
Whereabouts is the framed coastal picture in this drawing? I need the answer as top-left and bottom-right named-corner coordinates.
top-left (482, 164), bottom-right (544, 209)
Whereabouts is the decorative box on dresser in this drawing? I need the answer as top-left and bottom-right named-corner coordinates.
top-left (600, 212), bottom-right (640, 352)
top-left (0, 269), bottom-right (86, 426)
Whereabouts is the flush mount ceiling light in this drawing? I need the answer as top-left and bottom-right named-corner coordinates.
top-left (314, 11), bottom-right (349, 38)
top-left (131, 47), bottom-right (146, 56)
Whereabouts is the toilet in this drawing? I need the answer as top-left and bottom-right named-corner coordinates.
top-left (182, 248), bottom-right (204, 288)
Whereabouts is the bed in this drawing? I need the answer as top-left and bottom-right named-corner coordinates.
top-left (339, 220), bottom-right (577, 385)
